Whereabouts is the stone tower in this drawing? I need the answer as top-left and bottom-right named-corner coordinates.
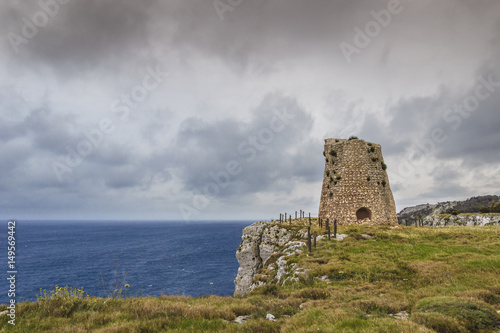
top-left (318, 138), bottom-right (397, 225)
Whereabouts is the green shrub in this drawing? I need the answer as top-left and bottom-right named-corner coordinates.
top-left (371, 157), bottom-right (378, 162)
top-left (367, 177), bottom-right (370, 181)
top-left (479, 207), bottom-right (490, 213)
top-left (329, 150), bottom-right (337, 157)
top-left (381, 180), bottom-right (386, 187)
top-left (326, 170), bottom-right (330, 177)
top-left (381, 162), bottom-right (387, 170)
top-left (295, 288), bottom-right (329, 300)
top-left (369, 147), bottom-right (375, 153)
top-left (413, 296), bottom-right (500, 332)
top-left (336, 176), bottom-right (341, 180)
top-left (256, 284), bottom-right (280, 296)
top-left (478, 202), bottom-right (500, 213)
top-left (348, 136), bottom-right (358, 140)
top-left (350, 233), bottom-right (365, 240)
top-left (411, 312), bottom-right (466, 333)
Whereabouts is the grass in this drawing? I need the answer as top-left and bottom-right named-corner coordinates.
top-left (1, 224), bottom-right (499, 332)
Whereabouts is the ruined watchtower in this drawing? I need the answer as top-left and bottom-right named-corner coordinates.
top-left (318, 138), bottom-right (397, 225)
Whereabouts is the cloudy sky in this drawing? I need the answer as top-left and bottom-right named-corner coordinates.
top-left (1, 0), bottom-right (499, 221)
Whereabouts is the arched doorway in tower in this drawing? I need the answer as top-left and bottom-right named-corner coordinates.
top-left (356, 207), bottom-right (372, 221)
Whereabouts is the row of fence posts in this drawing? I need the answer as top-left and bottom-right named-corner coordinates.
top-left (316, 217), bottom-right (337, 240)
top-left (278, 211), bottom-right (338, 253)
top-left (279, 210), bottom-right (308, 225)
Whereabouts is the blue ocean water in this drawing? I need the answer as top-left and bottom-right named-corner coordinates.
top-left (0, 220), bottom-right (252, 304)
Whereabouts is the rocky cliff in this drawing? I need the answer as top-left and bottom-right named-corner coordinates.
top-left (234, 221), bottom-right (304, 296)
top-left (233, 221), bottom-right (291, 296)
top-left (233, 220), bottom-right (347, 296)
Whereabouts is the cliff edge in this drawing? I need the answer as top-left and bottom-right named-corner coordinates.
top-left (234, 220), bottom-right (347, 296)
top-left (234, 221), bottom-right (293, 296)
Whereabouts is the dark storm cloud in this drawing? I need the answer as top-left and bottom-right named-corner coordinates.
top-left (164, 92), bottom-right (322, 198)
top-left (0, 103), bottom-right (89, 159)
top-left (0, 96), bottom-right (165, 198)
top-left (3, 93), bottom-right (319, 202)
top-left (426, 62), bottom-right (500, 165)
top-left (357, 87), bottom-right (454, 157)
top-left (2, 0), bottom-right (390, 74)
top-left (3, 0), bottom-right (499, 75)
top-left (0, 100), bottom-right (80, 190)
top-left (357, 113), bottom-right (409, 156)
top-left (168, 0), bottom-right (374, 69)
top-left (2, 0), bottom-right (157, 75)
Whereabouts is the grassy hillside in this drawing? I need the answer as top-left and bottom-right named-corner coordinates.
top-left (1, 224), bottom-right (500, 332)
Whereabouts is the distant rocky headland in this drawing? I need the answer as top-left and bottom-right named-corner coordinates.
top-left (398, 195), bottom-right (500, 227)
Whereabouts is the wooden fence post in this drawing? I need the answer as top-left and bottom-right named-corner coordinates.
top-left (307, 226), bottom-right (312, 252)
top-left (326, 218), bottom-right (330, 240)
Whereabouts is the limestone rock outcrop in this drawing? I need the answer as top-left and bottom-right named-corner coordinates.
top-left (424, 214), bottom-right (500, 227)
top-left (233, 221), bottom-right (292, 296)
top-left (233, 221), bottom-right (351, 295)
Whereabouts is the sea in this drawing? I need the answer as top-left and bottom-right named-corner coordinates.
top-left (1, 220), bottom-right (253, 304)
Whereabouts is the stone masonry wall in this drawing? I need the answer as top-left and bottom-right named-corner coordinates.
top-left (318, 138), bottom-right (398, 225)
